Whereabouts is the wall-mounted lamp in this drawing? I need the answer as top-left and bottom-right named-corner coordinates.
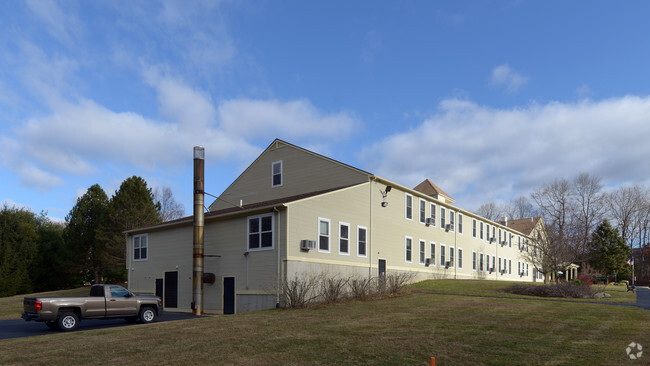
top-left (380, 185), bottom-right (392, 207)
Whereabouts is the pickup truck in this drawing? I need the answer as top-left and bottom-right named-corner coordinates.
top-left (22, 284), bottom-right (163, 331)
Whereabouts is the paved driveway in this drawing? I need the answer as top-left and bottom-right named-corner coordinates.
top-left (0, 312), bottom-right (200, 340)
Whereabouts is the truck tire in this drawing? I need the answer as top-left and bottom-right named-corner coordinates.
top-left (57, 312), bottom-right (79, 331)
top-left (139, 307), bottom-right (156, 324)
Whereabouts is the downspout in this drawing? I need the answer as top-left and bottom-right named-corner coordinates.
top-left (274, 207), bottom-right (281, 308)
top-left (369, 179), bottom-right (373, 279)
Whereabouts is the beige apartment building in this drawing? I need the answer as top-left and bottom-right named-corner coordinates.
top-left (125, 139), bottom-right (546, 314)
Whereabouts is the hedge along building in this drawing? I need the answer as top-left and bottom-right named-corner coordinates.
top-left (125, 139), bottom-right (546, 314)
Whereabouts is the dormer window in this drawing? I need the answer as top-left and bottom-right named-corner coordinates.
top-left (272, 160), bottom-right (282, 187)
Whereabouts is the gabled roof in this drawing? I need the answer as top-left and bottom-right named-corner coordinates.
top-left (413, 179), bottom-right (455, 203)
top-left (506, 217), bottom-right (542, 236)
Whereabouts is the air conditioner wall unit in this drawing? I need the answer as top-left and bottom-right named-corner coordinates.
top-left (445, 224), bottom-right (453, 231)
top-left (425, 218), bottom-right (435, 226)
top-left (425, 258), bottom-right (431, 266)
top-left (300, 240), bottom-right (316, 250)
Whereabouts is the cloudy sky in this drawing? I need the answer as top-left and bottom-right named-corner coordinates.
top-left (2, 1), bottom-right (650, 222)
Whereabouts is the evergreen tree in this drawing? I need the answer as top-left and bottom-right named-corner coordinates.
top-left (30, 214), bottom-right (75, 291)
top-left (104, 176), bottom-right (161, 282)
top-left (64, 184), bottom-right (110, 284)
top-left (589, 219), bottom-right (631, 282)
top-left (0, 205), bottom-right (40, 296)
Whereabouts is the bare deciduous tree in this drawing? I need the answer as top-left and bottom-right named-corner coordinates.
top-left (476, 202), bottom-right (504, 221)
top-left (154, 186), bottom-right (186, 221)
top-left (571, 173), bottom-right (606, 261)
top-left (606, 185), bottom-right (643, 243)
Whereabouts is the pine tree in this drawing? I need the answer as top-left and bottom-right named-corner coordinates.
top-left (589, 219), bottom-right (631, 283)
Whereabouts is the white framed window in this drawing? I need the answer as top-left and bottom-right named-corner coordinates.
top-left (509, 234), bottom-right (512, 247)
top-left (271, 160), bottom-right (283, 187)
top-left (248, 213), bottom-right (274, 251)
top-left (440, 244), bottom-right (446, 266)
top-left (509, 259), bottom-right (512, 274)
top-left (498, 257), bottom-right (502, 272)
top-left (357, 226), bottom-right (367, 257)
top-left (318, 218), bottom-right (330, 253)
top-left (486, 254), bottom-right (491, 272)
top-left (450, 210), bottom-right (455, 231)
top-left (492, 226), bottom-right (496, 242)
top-left (405, 194), bottom-right (413, 220)
top-left (458, 213), bottom-right (463, 234)
top-left (498, 229), bottom-right (502, 244)
top-left (133, 234), bottom-right (148, 261)
top-left (486, 224), bottom-right (490, 241)
top-left (419, 239), bottom-right (426, 264)
top-left (405, 236), bottom-right (413, 263)
top-left (419, 199), bottom-right (426, 224)
top-left (449, 246), bottom-right (455, 267)
top-left (472, 219), bottom-right (477, 238)
top-left (526, 263), bottom-right (529, 276)
top-left (430, 203), bottom-right (436, 226)
top-left (339, 222), bottom-right (350, 255)
top-left (458, 248), bottom-right (463, 269)
top-left (440, 207), bottom-right (446, 228)
top-left (472, 251), bottom-right (477, 271)
top-left (479, 253), bottom-right (484, 272)
top-left (492, 256), bottom-right (496, 272)
top-left (480, 222), bottom-right (484, 240)
top-left (430, 242), bottom-right (436, 265)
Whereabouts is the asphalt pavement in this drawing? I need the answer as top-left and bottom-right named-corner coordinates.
top-left (0, 312), bottom-right (200, 340)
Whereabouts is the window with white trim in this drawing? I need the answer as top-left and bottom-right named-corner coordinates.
top-left (486, 254), bottom-right (491, 271)
top-left (480, 222), bottom-right (484, 240)
top-left (509, 259), bottom-right (512, 274)
top-left (458, 248), bottom-right (463, 269)
top-left (405, 194), bottom-right (413, 220)
top-left (472, 219), bottom-right (477, 238)
top-left (509, 234), bottom-right (512, 247)
top-left (419, 239), bottom-right (426, 264)
top-left (248, 213), bottom-right (274, 250)
top-left (405, 237), bottom-right (413, 262)
top-left (440, 244), bottom-right (446, 266)
top-left (450, 210), bottom-right (455, 231)
top-left (472, 251), bottom-right (477, 271)
top-left (339, 222), bottom-right (349, 255)
top-left (492, 256), bottom-right (496, 272)
top-left (458, 213), bottom-right (463, 234)
top-left (318, 218), bottom-right (330, 252)
top-left (479, 253), bottom-right (484, 272)
top-left (486, 224), bottom-right (490, 241)
top-left (440, 207), bottom-right (446, 228)
top-left (133, 234), bottom-right (148, 261)
top-left (357, 226), bottom-right (367, 257)
top-left (271, 161), bottom-right (283, 187)
top-left (449, 246), bottom-right (455, 267)
top-left (419, 199), bottom-right (426, 224)
top-left (430, 242), bottom-right (436, 265)
top-left (430, 203), bottom-right (436, 226)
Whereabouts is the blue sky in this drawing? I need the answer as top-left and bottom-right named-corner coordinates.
top-left (2, 1), bottom-right (650, 222)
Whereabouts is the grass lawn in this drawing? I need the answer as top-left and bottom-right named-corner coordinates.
top-left (1, 280), bottom-right (647, 365)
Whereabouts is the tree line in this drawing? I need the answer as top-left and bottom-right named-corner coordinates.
top-left (477, 173), bottom-right (649, 283)
top-left (0, 177), bottom-right (184, 297)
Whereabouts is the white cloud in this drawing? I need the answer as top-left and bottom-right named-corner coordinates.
top-left (490, 64), bottom-right (528, 93)
top-left (25, 0), bottom-right (82, 46)
top-left (358, 96), bottom-right (650, 210)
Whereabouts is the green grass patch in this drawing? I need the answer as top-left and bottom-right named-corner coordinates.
top-left (1, 280), bottom-right (647, 365)
top-left (411, 279), bottom-right (636, 303)
top-left (0, 287), bottom-right (89, 320)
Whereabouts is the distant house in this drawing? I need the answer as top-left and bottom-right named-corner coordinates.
top-left (125, 139), bottom-right (546, 314)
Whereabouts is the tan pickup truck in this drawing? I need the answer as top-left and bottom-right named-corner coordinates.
top-left (22, 284), bottom-right (163, 331)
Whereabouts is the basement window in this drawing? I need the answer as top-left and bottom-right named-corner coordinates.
top-left (133, 234), bottom-right (148, 261)
top-left (248, 213), bottom-right (274, 250)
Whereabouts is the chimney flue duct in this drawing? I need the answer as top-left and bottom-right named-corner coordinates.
top-left (192, 146), bottom-right (205, 315)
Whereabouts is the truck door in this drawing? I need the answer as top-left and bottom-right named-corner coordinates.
top-left (105, 285), bottom-right (138, 316)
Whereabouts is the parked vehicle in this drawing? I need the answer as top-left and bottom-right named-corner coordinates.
top-left (22, 284), bottom-right (163, 331)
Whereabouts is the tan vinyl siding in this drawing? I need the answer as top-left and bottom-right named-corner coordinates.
top-left (210, 141), bottom-right (369, 211)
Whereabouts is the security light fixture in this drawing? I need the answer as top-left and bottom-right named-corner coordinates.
top-left (380, 185), bottom-right (392, 207)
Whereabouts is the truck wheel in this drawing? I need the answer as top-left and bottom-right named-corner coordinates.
top-left (57, 312), bottom-right (79, 331)
top-left (139, 307), bottom-right (156, 324)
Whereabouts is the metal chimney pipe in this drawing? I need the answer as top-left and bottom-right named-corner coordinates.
top-left (192, 146), bottom-right (205, 315)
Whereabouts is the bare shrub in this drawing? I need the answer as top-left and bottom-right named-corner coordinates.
top-left (319, 276), bottom-right (348, 304)
top-left (506, 282), bottom-right (595, 299)
top-left (349, 276), bottom-right (374, 300)
top-left (384, 272), bottom-right (415, 295)
top-left (281, 274), bottom-right (319, 308)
